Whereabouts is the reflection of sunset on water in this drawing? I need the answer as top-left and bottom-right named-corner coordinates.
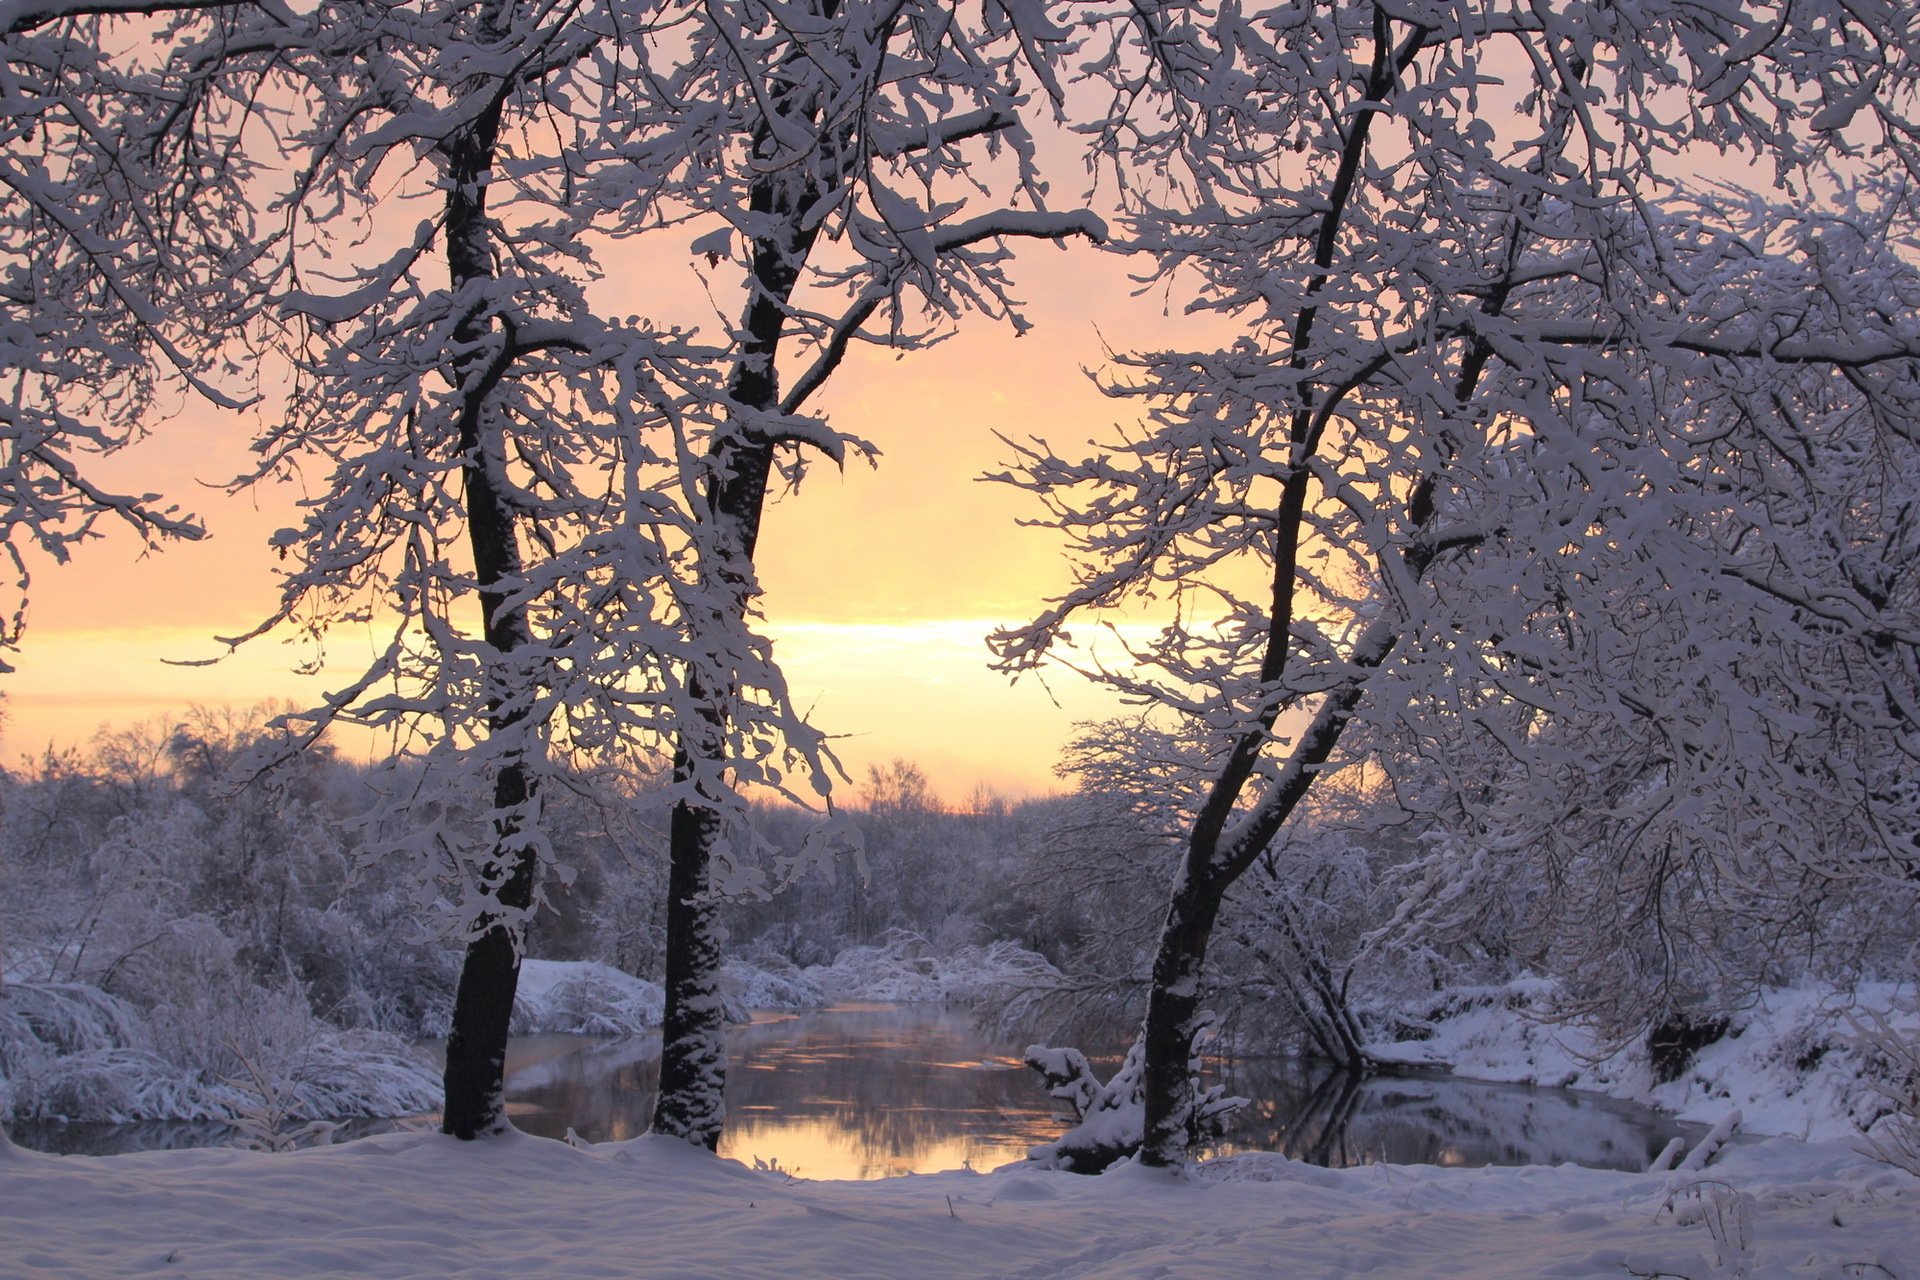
top-left (722, 1115), bottom-right (1032, 1182)
top-left (492, 1005), bottom-right (1697, 1181)
top-left (502, 1006), bottom-right (1068, 1181)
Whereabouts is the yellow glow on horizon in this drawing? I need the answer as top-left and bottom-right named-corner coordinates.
top-left (0, 236), bottom-right (1207, 800)
top-left (0, 614), bottom-right (1132, 801)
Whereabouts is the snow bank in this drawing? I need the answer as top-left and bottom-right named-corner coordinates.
top-left (1369, 979), bottom-right (1920, 1142)
top-left (802, 936), bottom-right (1061, 1005)
top-left (494, 939), bottom-right (1059, 1041)
top-left (0, 1126), bottom-right (1910, 1278)
top-left (510, 957), bottom-right (832, 1036)
top-left (0, 980), bottom-right (439, 1126)
top-left (511, 960), bottom-right (666, 1036)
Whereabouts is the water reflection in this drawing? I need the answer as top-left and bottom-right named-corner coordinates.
top-left (1208, 1058), bottom-right (1699, 1170)
top-left (504, 1005), bottom-right (1699, 1179)
top-left (7, 1004), bottom-right (1700, 1175)
top-left (506, 1005), bottom-right (1062, 1178)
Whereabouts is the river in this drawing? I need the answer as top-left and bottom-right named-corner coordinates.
top-left (503, 1003), bottom-right (1697, 1178)
top-left (7, 1003), bottom-right (1699, 1175)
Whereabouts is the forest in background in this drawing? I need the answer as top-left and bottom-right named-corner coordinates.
top-left (4, 701), bottom-right (1914, 1150)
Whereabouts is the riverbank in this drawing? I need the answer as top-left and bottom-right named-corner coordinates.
top-left (0, 940), bottom-right (1050, 1129)
top-left (1, 1122), bottom-right (1911, 1279)
top-left (1368, 979), bottom-right (1920, 1142)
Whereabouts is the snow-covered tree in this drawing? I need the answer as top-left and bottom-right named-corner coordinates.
top-left (996, 0), bottom-right (1920, 1167)
top-left (0, 2), bottom-right (255, 669)
top-left (159, 0), bottom-right (748, 1139)
top-left (629, 0), bottom-right (1105, 1149)
top-left (153, 0), bottom-right (1101, 1142)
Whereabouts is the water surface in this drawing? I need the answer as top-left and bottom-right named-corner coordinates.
top-left (8, 1003), bottom-right (1699, 1175)
top-left (505, 1003), bottom-right (1053, 1178)
top-left (503, 1003), bottom-right (1700, 1178)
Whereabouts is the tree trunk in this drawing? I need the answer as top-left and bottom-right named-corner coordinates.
top-left (437, 0), bottom-right (536, 1142)
top-left (1125, 9), bottom-right (1587, 1167)
top-left (651, 94), bottom-right (828, 1145)
top-left (651, 757), bottom-right (729, 1145)
top-left (1138, 860), bottom-right (1226, 1166)
top-left (440, 762), bottom-right (535, 1139)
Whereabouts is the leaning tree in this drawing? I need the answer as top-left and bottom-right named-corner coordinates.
top-left (997, 0), bottom-right (1920, 1167)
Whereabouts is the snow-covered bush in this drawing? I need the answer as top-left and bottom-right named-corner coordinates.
top-left (721, 956), bottom-right (827, 1012)
top-left (0, 982), bottom-right (178, 1121)
top-left (0, 722), bottom-right (454, 1127)
top-left (512, 960), bottom-right (666, 1037)
top-left (803, 934), bottom-right (1061, 1007)
top-left (1023, 1036), bottom-right (1245, 1174)
top-left (0, 977), bottom-right (437, 1125)
top-left (1851, 1005), bottom-right (1920, 1175)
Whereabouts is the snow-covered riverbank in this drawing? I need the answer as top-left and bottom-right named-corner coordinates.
top-left (0, 940), bottom-right (1060, 1127)
top-left (1, 1123), bottom-right (1911, 1279)
top-left (509, 938), bottom-right (1059, 1038)
top-left (1369, 979), bottom-right (1920, 1143)
top-left (13, 942), bottom-right (1914, 1167)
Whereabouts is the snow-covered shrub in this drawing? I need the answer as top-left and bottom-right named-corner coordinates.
top-left (0, 719), bottom-right (466, 1130)
top-left (21, 1046), bottom-right (203, 1123)
top-left (215, 1026), bottom-right (438, 1135)
top-left (222, 1040), bottom-right (339, 1152)
top-left (512, 959), bottom-right (665, 1036)
top-left (0, 982), bottom-right (181, 1121)
top-left (1851, 1006), bottom-right (1920, 1175)
top-left (803, 934), bottom-right (1062, 1007)
top-left (721, 956), bottom-right (827, 1011)
top-left (0, 981), bottom-right (148, 1058)
top-left (0, 971), bottom-right (438, 1127)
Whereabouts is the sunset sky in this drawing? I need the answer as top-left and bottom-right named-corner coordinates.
top-left (0, 68), bottom-right (1787, 807)
top-left (0, 234), bottom-right (1179, 803)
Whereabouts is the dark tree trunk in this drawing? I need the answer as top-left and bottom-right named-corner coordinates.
top-left (440, 763), bottom-right (535, 1139)
top-left (437, 0), bottom-right (536, 1142)
top-left (651, 72), bottom-right (832, 1145)
top-left (1129, 30), bottom-right (1573, 1160)
top-left (651, 762), bottom-right (729, 1145)
top-left (1131, 15), bottom-right (1479, 1168)
top-left (1138, 861), bottom-right (1226, 1165)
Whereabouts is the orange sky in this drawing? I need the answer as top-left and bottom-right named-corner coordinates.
top-left (0, 235), bottom-right (1178, 803)
top-left (14, 33), bottom-right (1757, 804)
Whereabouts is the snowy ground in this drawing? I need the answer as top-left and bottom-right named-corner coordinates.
top-left (1, 1124), bottom-right (1911, 1279)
